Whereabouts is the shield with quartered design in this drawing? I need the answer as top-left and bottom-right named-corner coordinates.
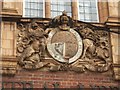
top-left (47, 28), bottom-right (83, 63)
top-left (46, 11), bottom-right (83, 64)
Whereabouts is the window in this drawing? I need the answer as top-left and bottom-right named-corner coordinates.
top-left (78, 0), bottom-right (99, 22)
top-left (23, 0), bottom-right (44, 18)
top-left (51, 0), bottom-right (72, 18)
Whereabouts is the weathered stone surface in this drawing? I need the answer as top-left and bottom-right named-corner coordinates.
top-left (17, 12), bottom-right (112, 73)
top-left (113, 67), bottom-right (120, 80)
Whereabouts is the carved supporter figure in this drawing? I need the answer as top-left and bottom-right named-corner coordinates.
top-left (80, 28), bottom-right (98, 59)
top-left (78, 27), bottom-right (110, 72)
top-left (17, 20), bottom-right (47, 69)
top-left (19, 39), bottom-right (41, 66)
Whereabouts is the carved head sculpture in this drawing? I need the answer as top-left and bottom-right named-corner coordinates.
top-left (60, 11), bottom-right (69, 25)
top-left (31, 20), bottom-right (38, 30)
top-left (31, 39), bottom-right (40, 52)
top-left (28, 20), bottom-right (45, 38)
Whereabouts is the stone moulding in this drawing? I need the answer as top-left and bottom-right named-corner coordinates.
top-left (0, 57), bottom-right (17, 76)
top-left (17, 11), bottom-right (112, 73)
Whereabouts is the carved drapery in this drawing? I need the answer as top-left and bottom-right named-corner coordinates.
top-left (17, 11), bottom-right (112, 73)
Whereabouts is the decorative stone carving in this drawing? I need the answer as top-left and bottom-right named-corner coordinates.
top-left (46, 28), bottom-right (83, 64)
top-left (17, 11), bottom-right (112, 73)
top-left (17, 20), bottom-right (48, 69)
top-left (76, 27), bottom-right (111, 72)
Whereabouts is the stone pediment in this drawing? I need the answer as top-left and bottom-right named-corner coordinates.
top-left (16, 11), bottom-right (112, 73)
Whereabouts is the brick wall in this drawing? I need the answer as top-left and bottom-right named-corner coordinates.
top-left (2, 69), bottom-right (120, 89)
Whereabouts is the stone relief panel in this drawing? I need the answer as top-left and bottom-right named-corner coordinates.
top-left (17, 20), bottom-right (48, 69)
top-left (17, 11), bottom-right (112, 73)
top-left (76, 27), bottom-right (111, 72)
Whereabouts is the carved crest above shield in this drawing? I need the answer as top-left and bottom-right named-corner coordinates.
top-left (17, 11), bottom-right (112, 72)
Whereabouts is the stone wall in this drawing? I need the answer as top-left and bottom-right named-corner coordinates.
top-left (1, 1), bottom-right (120, 89)
top-left (1, 17), bottom-right (120, 89)
top-left (1, 21), bottom-right (16, 57)
top-left (111, 28), bottom-right (120, 80)
top-left (1, 0), bottom-right (23, 16)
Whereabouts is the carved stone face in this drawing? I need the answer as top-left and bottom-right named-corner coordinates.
top-left (31, 22), bottom-right (38, 30)
top-left (60, 16), bottom-right (69, 24)
top-left (32, 40), bottom-right (40, 52)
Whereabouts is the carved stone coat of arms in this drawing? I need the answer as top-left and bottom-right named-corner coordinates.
top-left (17, 11), bottom-right (112, 73)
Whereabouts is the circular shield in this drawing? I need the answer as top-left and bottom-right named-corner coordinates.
top-left (47, 28), bottom-right (83, 63)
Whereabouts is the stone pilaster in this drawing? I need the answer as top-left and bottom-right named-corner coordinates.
top-left (110, 28), bottom-right (120, 80)
top-left (45, 0), bottom-right (51, 18)
top-left (71, 0), bottom-right (78, 20)
top-left (98, 1), bottom-right (109, 23)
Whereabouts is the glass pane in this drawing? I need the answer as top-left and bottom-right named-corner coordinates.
top-left (25, 9), bottom-right (31, 15)
top-left (91, 14), bottom-right (97, 20)
top-left (51, 1), bottom-right (57, 5)
top-left (79, 7), bottom-right (84, 13)
top-left (24, 1), bottom-right (43, 17)
top-left (30, 3), bottom-right (35, 9)
top-left (85, 7), bottom-right (90, 13)
top-left (30, 10), bottom-right (35, 16)
top-left (84, 0), bottom-right (91, 2)
top-left (65, 6), bottom-right (71, 12)
top-left (51, 0), bottom-right (72, 18)
top-left (38, 11), bottom-right (43, 17)
top-left (58, 12), bottom-right (62, 15)
top-left (79, 3), bottom-right (84, 7)
top-left (33, 3), bottom-right (38, 9)
top-left (38, 4), bottom-right (43, 9)
top-left (79, 0), bottom-right (84, 2)
top-left (30, 0), bottom-right (35, 2)
top-left (25, 2), bottom-right (31, 8)
top-left (84, 2), bottom-right (90, 7)
top-left (58, 1), bottom-right (64, 5)
top-left (90, 1), bottom-right (96, 8)
top-left (51, 5), bottom-right (58, 10)
top-left (33, 10), bottom-right (38, 17)
top-left (85, 14), bottom-right (90, 19)
top-left (79, 13), bottom-right (85, 19)
top-left (58, 5), bottom-right (64, 11)
top-left (85, 19), bottom-right (91, 22)
top-left (79, 0), bottom-right (98, 22)
top-left (91, 8), bottom-right (97, 13)
top-left (52, 12), bottom-right (58, 17)
top-left (65, 2), bottom-right (71, 5)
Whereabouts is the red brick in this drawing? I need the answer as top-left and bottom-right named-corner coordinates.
top-left (2, 70), bottom-right (120, 88)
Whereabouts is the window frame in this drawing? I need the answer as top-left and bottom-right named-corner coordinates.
top-left (23, 0), bottom-right (45, 18)
top-left (51, 0), bottom-right (72, 18)
top-left (78, 0), bottom-right (99, 22)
